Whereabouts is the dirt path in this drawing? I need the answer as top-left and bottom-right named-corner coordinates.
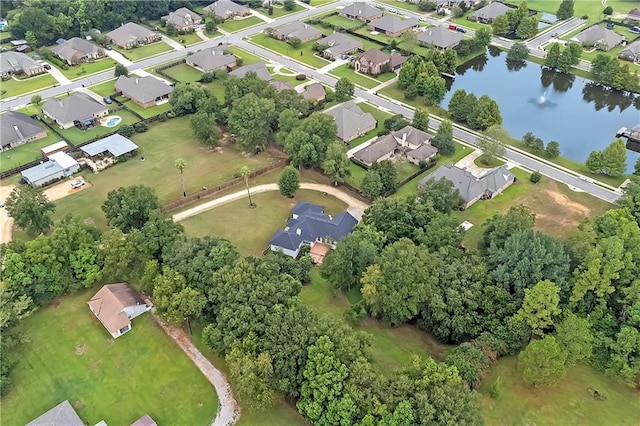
top-left (173, 183), bottom-right (369, 222)
top-left (151, 313), bottom-right (240, 426)
top-left (43, 176), bottom-right (90, 202)
top-left (0, 185), bottom-right (16, 244)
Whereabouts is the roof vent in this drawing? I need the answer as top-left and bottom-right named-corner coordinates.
top-left (135, 78), bottom-right (139, 84)
top-left (296, 228), bottom-right (302, 235)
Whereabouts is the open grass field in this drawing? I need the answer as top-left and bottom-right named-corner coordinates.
top-left (376, 0), bottom-right (424, 14)
top-left (88, 79), bottom-right (117, 97)
top-left (58, 59), bottom-right (118, 80)
top-left (321, 14), bottom-right (366, 30)
top-left (479, 356), bottom-right (640, 425)
top-left (123, 99), bottom-right (173, 119)
top-left (182, 189), bottom-right (348, 256)
top-left (115, 42), bottom-right (173, 62)
top-left (251, 33), bottom-right (330, 69)
top-left (0, 73), bottom-right (57, 99)
top-left (219, 16), bottom-right (265, 32)
top-left (228, 46), bottom-right (264, 65)
top-left (510, 0), bottom-right (635, 24)
top-left (0, 288), bottom-right (217, 426)
top-left (53, 109), bottom-right (140, 145)
top-left (329, 64), bottom-right (388, 89)
top-left (255, 4), bottom-right (304, 18)
top-left (50, 117), bottom-right (283, 229)
top-left (168, 31), bottom-right (204, 47)
top-left (347, 102), bottom-right (394, 148)
top-left (0, 131), bottom-right (65, 173)
top-left (162, 63), bottom-right (203, 83)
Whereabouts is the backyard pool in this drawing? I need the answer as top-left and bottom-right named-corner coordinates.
top-left (102, 115), bottom-right (122, 128)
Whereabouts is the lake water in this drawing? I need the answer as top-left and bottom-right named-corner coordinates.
top-left (443, 46), bottom-right (640, 172)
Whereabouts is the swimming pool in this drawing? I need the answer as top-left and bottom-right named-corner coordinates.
top-left (102, 116), bottom-right (122, 128)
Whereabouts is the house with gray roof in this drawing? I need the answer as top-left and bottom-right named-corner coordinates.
top-left (419, 162), bottom-right (515, 208)
top-left (162, 7), bottom-right (202, 32)
top-left (272, 22), bottom-right (323, 43)
top-left (0, 111), bottom-right (48, 150)
top-left (340, 2), bottom-right (383, 22)
top-left (368, 16), bottom-right (419, 37)
top-left (352, 125), bottom-right (436, 167)
top-left (469, 1), bottom-right (511, 23)
top-left (187, 45), bottom-right (237, 72)
top-left (571, 25), bottom-right (624, 51)
top-left (107, 23), bottom-right (161, 49)
top-left (270, 80), bottom-right (294, 93)
top-left (625, 8), bottom-right (640, 22)
top-left (203, 0), bottom-right (250, 20)
top-left (269, 201), bottom-right (359, 258)
top-left (115, 75), bottom-right (173, 108)
top-left (418, 25), bottom-right (464, 50)
top-left (81, 133), bottom-right (138, 159)
top-left (301, 82), bottom-right (326, 103)
top-left (317, 33), bottom-right (363, 60)
top-left (42, 93), bottom-right (108, 129)
top-left (229, 61), bottom-right (272, 81)
top-left (0, 51), bottom-right (46, 78)
top-left (52, 37), bottom-right (105, 65)
top-left (324, 101), bottom-right (376, 142)
top-left (26, 400), bottom-right (84, 426)
top-left (619, 40), bottom-right (640, 63)
top-left (22, 151), bottom-right (80, 187)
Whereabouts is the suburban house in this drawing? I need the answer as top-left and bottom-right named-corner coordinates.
top-left (272, 22), bottom-right (323, 43)
top-left (107, 22), bottom-right (161, 49)
top-left (115, 75), bottom-right (173, 108)
top-left (162, 7), bottom-right (202, 32)
top-left (340, 2), bottom-right (383, 22)
top-left (0, 111), bottom-right (47, 150)
top-left (419, 162), bottom-right (515, 209)
top-left (270, 80), bottom-right (294, 93)
top-left (367, 16), bottom-right (419, 37)
top-left (352, 125), bottom-right (437, 167)
top-left (203, 0), bottom-right (250, 20)
top-left (317, 33), bottom-right (363, 60)
top-left (131, 414), bottom-right (158, 426)
top-left (269, 201), bottom-right (359, 259)
top-left (41, 141), bottom-right (69, 157)
top-left (300, 82), bottom-right (326, 103)
top-left (324, 101), bottom-right (376, 142)
top-left (624, 8), bottom-right (640, 23)
top-left (353, 48), bottom-right (407, 75)
top-left (187, 45), bottom-right (237, 72)
top-left (26, 400), bottom-right (84, 426)
top-left (80, 133), bottom-right (139, 160)
top-left (42, 93), bottom-right (108, 129)
top-left (469, 1), bottom-right (511, 23)
top-left (21, 151), bottom-right (80, 187)
top-left (51, 37), bottom-right (106, 65)
top-left (619, 40), bottom-right (640, 63)
top-left (88, 283), bottom-right (152, 339)
top-left (571, 26), bottom-right (624, 51)
top-left (417, 25), bottom-right (464, 50)
top-left (229, 61), bottom-right (272, 81)
top-left (0, 51), bottom-right (46, 78)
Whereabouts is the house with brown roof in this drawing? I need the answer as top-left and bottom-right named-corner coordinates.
top-left (301, 82), bottom-right (326, 103)
top-left (353, 48), bottom-right (407, 75)
top-left (203, 0), bottom-right (250, 20)
top-left (26, 400), bottom-right (84, 426)
top-left (88, 283), bottom-right (152, 338)
top-left (1, 111), bottom-right (48, 150)
top-left (324, 101), bottom-right (376, 142)
top-left (619, 40), bottom-right (640, 63)
top-left (0, 51), bottom-right (46, 78)
top-left (352, 125), bottom-right (437, 167)
top-left (317, 33), bottom-right (363, 60)
top-left (367, 16), bottom-right (418, 37)
top-left (187, 45), bottom-right (237, 72)
top-left (162, 7), bottom-right (202, 32)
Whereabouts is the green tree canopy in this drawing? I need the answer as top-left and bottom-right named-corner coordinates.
top-left (518, 335), bottom-right (567, 386)
top-left (5, 186), bottom-right (55, 236)
top-left (101, 185), bottom-right (159, 233)
top-left (517, 280), bottom-right (562, 336)
top-left (228, 93), bottom-right (276, 153)
top-left (278, 165), bottom-right (300, 198)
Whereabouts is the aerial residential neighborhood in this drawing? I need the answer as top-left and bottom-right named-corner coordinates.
top-left (1, 0), bottom-right (640, 425)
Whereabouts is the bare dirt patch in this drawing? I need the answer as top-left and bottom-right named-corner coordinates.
top-left (545, 190), bottom-right (591, 217)
top-left (0, 185), bottom-right (16, 243)
top-left (75, 344), bottom-right (88, 355)
top-left (43, 176), bottom-right (90, 202)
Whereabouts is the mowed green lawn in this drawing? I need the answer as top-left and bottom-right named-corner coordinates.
top-left (480, 356), bottom-right (640, 425)
top-left (251, 33), bottom-right (330, 69)
top-left (255, 4), bottom-right (304, 18)
top-left (58, 59), bottom-right (118, 80)
top-left (0, 131), bottom-right (64, 173)
top-left (219, 16), bottom-right (264, 32)
top-left (0, 73), bottom-right (57, 99)
top-left (1, 289), bottom-right (217, 426)
top-left (329, 64), bottom-right (386, 89)
top-left (54, 109), bottom-right (140, 145)
top-left (115, 42), bottom-right (173, 61)
top-left (89, 79), bottom-right (117, 97)
top-left (162, 63), bottom-right (203, 83)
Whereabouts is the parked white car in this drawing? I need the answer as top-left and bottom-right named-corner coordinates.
top-left (70, 179), bottom-right (85, 189)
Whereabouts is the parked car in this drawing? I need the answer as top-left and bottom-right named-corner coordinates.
top-left (70, 180), bottom-right (85, 189)
top-left (103, 97), bottom-right (112, 104)
top-left (551, 32), bottom-right (559, 37)
top-left (456, 27), bottom-right (467, 33)
top-left (43, 64), bottom-right (51, 70)
top-left (105, 45), bottom-right (112, 50)
top-left (0, 200), bottom-right (5, 208)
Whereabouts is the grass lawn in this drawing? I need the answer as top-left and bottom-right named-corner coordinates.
top-left (181, 189), bottom-right (348, 257)
top-left (346, 161), bottom-right (368, 188)
top-left (168, 31), bottom-right (204, 47)
top-left (162, 63), bottom-right (203, 83)
top-left (51, 117), bottom-right (283, 229)
top-left (346, 102), bottom-right (394, 149)
top-left (57, 59), bottom-right (118, 80)
top-left (510, 0), bottom-right (633, 24)
top-left (479, 356), bottom-right (640, 425)
top-left (310, 0), bottom-right (338, 5)
top-left (229, 46), bottom-right (264, 65)
top-left (0, 288), bottom-right (217, 426)
top-left (0, 131), bottom-right (65, 173)
top-left (0, 73), bottom-right (58, 99)
top-left (329, 64), bottom-right (385, 89)
top-left (251, 33), bottom-right (330, 69)
top-left (52, 109), bottom-right (140, 145)
top-left (255, 4), bottom-right (304, 18)
top-left (376, 0), bottom-right (424, 14)
top-left (123, 100), bottom-right (173, 119)
top-left (219, 16), bottom-right (265, 32)
top-left (474, 154), bottom-right (505, 168)
top-left (88, 79), bottom-right (117, 98)
top-left (201, 79), bottom-right (226, 102)
top-left (114, 42), bottom-right (173, 62)
top-left (452, 14), bottom-right (489, 31)
top-left (396, 161), bottom-right (420, 182)
top-left (321, 14), bottom-right (366, 30)
top-left (272, 72), bottom-right (306, 86)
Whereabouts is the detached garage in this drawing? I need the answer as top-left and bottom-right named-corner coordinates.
top-left (21, 152), bottom-right (79, 187)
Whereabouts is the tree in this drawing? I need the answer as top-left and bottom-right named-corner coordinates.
top-left (153, 267), bottom-right (206, 331)
top-left (516, 16), bottom-right (538, 40)
top-left (335, 78), bottom-right (354, 101)
top-left (175, 158), bottom-right (187, 197)
top-left (474, 27), bottom-right (493, 48)
top-left (478, 125), bottom-right (507, 164)
top-left (118, 124), bottom-right (134, 137)
top-left (101, 185), bottom-right (160, 232)
top-left (277, 108), bottom-right (300, 136)
top-left (545, 141), bottom-right (560, 159)
top-left (603, 5), bottom-right (613, 15)
top-left (362, 170), bottom-right (384, 199)
top-left (555, 314), bottom-right (594, 365)
top-left (114, 63), bottom-right (128, 77)
top-left (479, 205), bottom-right (536, 253)
top-left (418, 177), bottom-right (463, 214)
top-left (284, 0), bottom-right (296, 11)
top-left (530, 170), bottom-right (542, 183)
top-left (228, 93), bottom-right (276, 152)
top-left (601, 139), bottom-right (627, 178)
top-left (279, 166), bottom-right (300, 198)
top-left (400, 30), bottom-right (418, 53)
top-left (30, 94), bottom-right (42, 106)
top-left (492, 15), bottom-right (510, 36)
top-left (384, 114), bottom-right (410, 132)
top-left (443, 48), bottom-right (457, 75)
top-left (517, 280), bottom-right (561, 337)
top-left (404, 84), bottom-right (418, 101)
top-left (518, 336), bottom-right (567, 386)
top-left (205, 19), bottom-right (217, 34)
top-left (507, 42), bottom-right (529, 62)
top-left (240, 166), bottom-right (255, 207)
top-left (556, 0), bottom-right (575, 20)
top-left (25, 30), bottom-right (39, 48)
top-left (226, 341), bottom-right (277, 412)
top-left (445, 343), bottom-right (493, 388)
top-left (468, 95), bottom-right (502, 130)
top-left (418, 0), bottom-right (437, 11)
top-left (5, 186), bottom-right (55, 236)
top-left (322, 142), bottom-right (351, 185)
top-left (288, 36), bottom-right (301, 48)
top-left (431, 119), bottom-right (455, 156)
top-left (371, 160), bottom-right (397, 194)
top-left (448, 89), bottom-right (475, 123)
top-left (190, 111), bottom-right (220, 147)
top-left (136, 210), bottom-right (184, 261)
top-left (284, 113), bottom-right (337, 168)
top-left (586, 149), bottom-right (605, 174)
top-left (412, 108), bottom-right (429, 132)
top-left (165, 21), bottom-right (177, 36)
top-left (545, 43), bottom-right (561, 70)
top-left (423, 76), bottom-right (447, 105)
top-left (169, 83), bottom-right (208, 115)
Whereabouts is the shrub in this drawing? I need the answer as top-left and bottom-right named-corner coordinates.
top-left (201, 72), bottom-right (214, 83)
top-left (118, 124), bottom-right (134, 137)
top-left (603, 6), bottom-right (613, 15)
top-left (167, 111), bottom-right (177, 119)
top-left (418, 160), bottom-right (428, 169)
top-left (344, 301), bottom-right (368, 326)
top-left (134, 122), bottom-right (148, 133)
top-left (530, 171), bottom-right (542, 183)
top-left (296, 74), bottom-right (306, 81)
top-left (489, 376), bottom-right (502, 398)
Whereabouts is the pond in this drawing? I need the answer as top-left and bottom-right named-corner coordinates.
top-left (443, 46), bottom-right (640, 172)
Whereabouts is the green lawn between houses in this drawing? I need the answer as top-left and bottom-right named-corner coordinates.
top-left (161, 63), bottom-right (204, 83)
top-left (114, 41), bottom-right (173, 62)
top-left (219, 16), bottom-right (265, 33)
top-left (329, 64), bottom-right (390, 89)
top-left (51, 109), bottom-right (140, 145)
top-left (0, 131), bottom-right (65, 173)
top-left (0, 73), bottom-right (58, 99)
top-left (251, 33), bottom-right (330, 69)
top-left (0, 288), bottom-right (217, 426)
top-left (57, 58), bottom-right (118, 80)
top-left (255, 3), bottom-right (304, 19)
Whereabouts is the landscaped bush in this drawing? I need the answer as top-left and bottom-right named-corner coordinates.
top-left (201, 72), bottom-right (214, 82)
top-left (118, 124), bottom-right (134, 137)
top-left (134, 122), bottom-right (148, 133)
top-left (296, 74), bottom-right (306, 80)
top-left (166, 111), bottom-right (176, 119)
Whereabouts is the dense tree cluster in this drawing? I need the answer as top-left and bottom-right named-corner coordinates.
top-left (556, 0), bottom-right (575, 20)
top-left (591, 54), bottom-right (640, 93)
top-left (544, 43), bottom-right (583, 74)
top-left (448, 89), bottom-right (502, 130)
top-left (522, 131), bottom-right (560, 159)
top-left (586, 139), bottom-right (627, 177)
top-left (398, 54), bottom-right (452, 105)
top-left (491, 2), bottom-right (538, 39)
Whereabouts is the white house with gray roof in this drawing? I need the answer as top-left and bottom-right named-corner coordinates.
top-left (26, 400), bottom-right (84, 426)
top-left (368, 16), bottom-right (418, 37)
top-left (52, 37), bottom-right (105, 65)
top-left (317, 33), bottom-right (363, 60)
top-left (571, 26), bottom-right (624, 51)
top-left (162, 7), bottom-right (202, 32)
top-left (324, 101), bottom-right (376, 142)
top-left (42, 93), bottom-right (108, 129)
top-left (187, 45), bottom-right (237, 72)
top-left (340, 2), bottom-right (383, 22)
top-left (418, 25), bottom-right (464, 50)
top-left (229, 61), bottom-right (272, 81)
top-left (22, 152), bottom-right (80, 187)
top-left (0, 111), bottom-right (48, 150)
top-left (469, 1), bottom-right (511, 23)
top-left (0, 51), bottom-right (46, 78)
top-left (115, 75), bottom-right (173, 108)
top-left (107, 23), bottom-right (161, 49)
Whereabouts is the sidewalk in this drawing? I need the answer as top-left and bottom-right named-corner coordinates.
top-left (105, 49), bottom-right (133, 67)
top-left (162, 35), bottom-right (185, 51)
top-left (317, 58), bottom-right (349, 74)
top-left (44, 63), bottom-right (72, 85)
top-left (250, 10), bottom-right (273, 23)
top-left (368, 75), bottom-right (398, 94)
top-left (196, 28), bottom-right (209, 42)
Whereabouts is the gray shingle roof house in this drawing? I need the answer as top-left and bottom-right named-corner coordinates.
top-left (340, 2), bottom-right (383, 22)
top-left (203, 0), bottom-right (250, 20)
top-left (0, 111), bottom-right (48, 150)
top-left (88, 283), bottom-right (152, 338)
top-left (419, 162), bottom-right (515, 208)
top-left (52, 37), bottom-right (106, 65)
top-left (625, 8), bottom-right (640, 22)
top-left (42, 93), bottom-right (108, 129)
top-left (368, 16), bottom-right (419, 37)
top-left (229, 61), bottom-right (272, 81)
top-left (325, 101), bottom-right (377, 142)
top-left (162, 7), bottom-right (202, 32)
top-left (301, 82), bottom-right (326, 102)
top-left (571, 26), bottom-right (625, 51)
top-left (272, 21), bottom-right (323, 43)
top-left (317, 33), bottom-right (363, 60)
top-left (418, 25), bottom-right (464, 50)
top-left (80, 133), bottom-right (138, 158)
top-left (107, 23), bottom-right (161, 49)
top-left (115, 75), bottom-right (173, 108)
top-left (0, 51), bottom-right (46, 77)
top-left (353, 125), bottom-right (436, 167)
top-left (469, 1), bottom-right (511, 23)
top-left (22, 151), bottom-right (80, 187)
top-left (619, 40), bottom-right (640, 63)
top-left (187, 45), bottom-right (237, 72)
top-left (26, 400), bottom-right (84, 426)
top-left (269, 201), bottom-right (359, 258)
